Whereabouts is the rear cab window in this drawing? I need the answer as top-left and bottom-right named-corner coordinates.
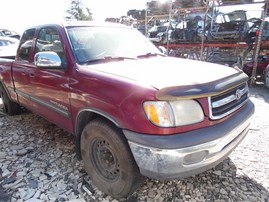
top-left (18, 28), bottom-right (36, 62)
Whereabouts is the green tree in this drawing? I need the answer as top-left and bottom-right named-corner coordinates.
top-left (67, 0), bottom-right (93, 21)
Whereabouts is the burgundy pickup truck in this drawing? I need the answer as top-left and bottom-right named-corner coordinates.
top-left (0, 21), bottom-right (254, 198)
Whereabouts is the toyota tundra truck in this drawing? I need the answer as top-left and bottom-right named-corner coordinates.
top-left (0, 21), bottom-right (254, 198)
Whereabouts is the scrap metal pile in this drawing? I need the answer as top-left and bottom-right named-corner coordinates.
top-left (143, 0), bottom-right (266, 44)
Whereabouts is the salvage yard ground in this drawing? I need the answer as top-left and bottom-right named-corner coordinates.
top-left (0, 84), bottom-right (269, 202)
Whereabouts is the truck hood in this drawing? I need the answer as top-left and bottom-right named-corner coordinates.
top-left (85, 56), bottom-right (248, 99)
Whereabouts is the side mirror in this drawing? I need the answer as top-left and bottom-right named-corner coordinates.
top-left (34, 51), bottom-right (62, 68)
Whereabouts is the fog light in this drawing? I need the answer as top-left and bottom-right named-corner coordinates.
top-left (183, 150), bottom-right (208, 165)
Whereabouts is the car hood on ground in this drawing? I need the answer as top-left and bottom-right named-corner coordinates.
top-left (84, 56), bottom-right (248, 99)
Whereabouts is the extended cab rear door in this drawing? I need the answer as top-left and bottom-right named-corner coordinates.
top-left (12, 28), bottom-right (36, 111)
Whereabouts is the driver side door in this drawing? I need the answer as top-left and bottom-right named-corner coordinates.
top-left (29, 26), bottom-right (73, 132)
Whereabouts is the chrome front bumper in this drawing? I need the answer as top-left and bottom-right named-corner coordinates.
top-left (124, 101), bottom-right (254, 179)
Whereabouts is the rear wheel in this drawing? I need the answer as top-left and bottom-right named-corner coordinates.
top-left (0, 84), bottom-right (21, 115)
top-left (80, 119), bottom-right (144, 198)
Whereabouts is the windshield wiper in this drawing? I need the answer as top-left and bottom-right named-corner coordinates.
top-left (84, 56), bottom-right (137, 64)
top-left (137, 52), bottom-right (165, 59)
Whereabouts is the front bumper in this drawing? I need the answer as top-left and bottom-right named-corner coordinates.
top-left (123, 100), bottom-right (254, 180)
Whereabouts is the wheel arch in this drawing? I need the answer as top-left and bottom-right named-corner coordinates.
top-left (0, 81), bottom-right (13, 103)
top-left (0, 81), bottom-right (17, 102)
top-left (0, 81), bottom-right (21, 116)
top-left (0, 81), bottom-right (9, 97)
top-left (75, 107), bottom-right (123, 160)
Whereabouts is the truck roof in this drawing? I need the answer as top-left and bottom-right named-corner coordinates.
top-left (25, 20), bottom-right (129, 30)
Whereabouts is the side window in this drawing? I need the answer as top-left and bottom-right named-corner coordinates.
top-left (18, 28), bottom-right (35, 61)
top-left (34, 27), bottom-right (65, 67)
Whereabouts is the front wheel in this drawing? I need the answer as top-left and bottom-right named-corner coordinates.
top-left (80, 119), bottom-right (144, 198)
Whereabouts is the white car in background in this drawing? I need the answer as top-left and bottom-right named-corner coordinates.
top-left (0, 29), bottom-right (20, 39)
top-left (0, 36), bottom-right (19, 59)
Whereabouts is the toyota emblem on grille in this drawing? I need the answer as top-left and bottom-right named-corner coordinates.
top-left (235, 89), bottom-right (242, 100)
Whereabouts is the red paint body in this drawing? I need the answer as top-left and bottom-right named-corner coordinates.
top-left (0, 22), bottom-right (250, 137)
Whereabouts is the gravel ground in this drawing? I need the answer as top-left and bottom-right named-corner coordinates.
top-left (0, 84), bottom-right (269, 202)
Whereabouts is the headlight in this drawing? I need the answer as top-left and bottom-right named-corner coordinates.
top-left (143, 100), bottom-right (204, 127)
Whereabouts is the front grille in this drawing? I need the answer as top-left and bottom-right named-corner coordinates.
top-left (209, 83), bottom-right (249, 120)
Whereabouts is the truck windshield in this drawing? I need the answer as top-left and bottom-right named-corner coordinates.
top-left (67, 26), bottom-right (161, 64)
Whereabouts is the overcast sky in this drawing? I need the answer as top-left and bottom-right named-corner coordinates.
top-left (0, 0), bottom-right (147, 34)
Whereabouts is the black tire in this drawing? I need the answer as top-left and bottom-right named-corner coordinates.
top-left (80, 118), bottom-right (144, 198)
top-left (0, 84), bottom-right (21, 116)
